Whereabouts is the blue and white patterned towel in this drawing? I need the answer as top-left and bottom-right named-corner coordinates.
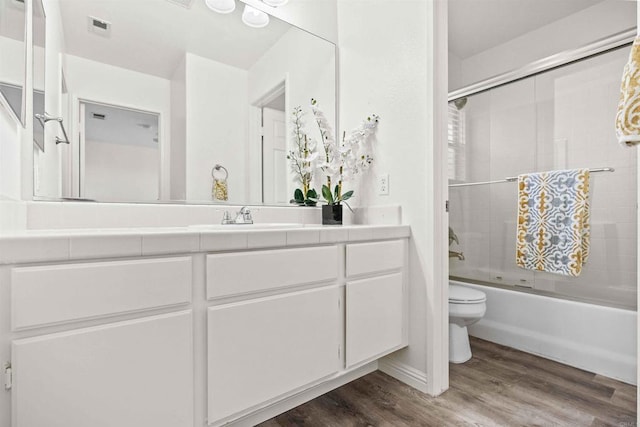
top-left (516, 168), bottom-right (590, 277)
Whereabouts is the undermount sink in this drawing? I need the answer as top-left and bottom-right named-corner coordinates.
top-left (188, 223), bottom-right (304, 230)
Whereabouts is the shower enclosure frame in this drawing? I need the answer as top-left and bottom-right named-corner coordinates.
top-left (446, 27), bottom-right (639, 393)
top-left (449, 29), bottom-right (635, 103)
top-left (447, 28), bottom-right (638, 308)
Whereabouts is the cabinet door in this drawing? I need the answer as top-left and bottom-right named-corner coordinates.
top-left (208, 286), bottom-right (341, 423)
top-left (346, 273), bottom-right (405, 367)
top-left (12, 311), bottom-right (193, 427)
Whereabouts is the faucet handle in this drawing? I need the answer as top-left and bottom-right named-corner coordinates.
top-left (221, 211), bottom-right (233, 224)
top-left (241, 207), bottom-right (253, 223)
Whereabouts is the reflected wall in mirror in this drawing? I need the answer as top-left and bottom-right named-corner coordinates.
top-left (36, 0), bottom-right (336, 205)
top-left (0, 0), bottom-right (27, 125)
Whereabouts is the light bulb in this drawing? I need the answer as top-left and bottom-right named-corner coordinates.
top-left (242, 4), bottom-right (269, 28)
top-left (204, 0), bottom-right (235, 14)
top-left (262, 0), bottom-right (288, 7)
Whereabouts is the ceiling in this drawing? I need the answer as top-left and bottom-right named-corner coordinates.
top-left (448, 0), bottom-right (602, 59)
top-left (85, 102), bottom-right (159, 148)
top-left (59, 0), bottom-right (293, 79)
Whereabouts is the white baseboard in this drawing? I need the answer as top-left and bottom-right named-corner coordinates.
top-left (219, 362), bottom-right (379, 427)
top-left (378, 356), bottom-right (428, 394)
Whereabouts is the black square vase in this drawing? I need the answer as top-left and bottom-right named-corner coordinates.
top-left (322, 204), bottom-right (343, 225)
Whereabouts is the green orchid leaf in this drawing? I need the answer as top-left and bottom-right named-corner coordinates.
top-left (294, 188), bottom-right (304, 202)
top-left (322, 185), bottom-right (334, 204)
top-left (341, 190), bottom-right (354, 201)
top-left (334, 185), bottom-right (340, 200)
top-left (306, 188), bottom-right (318, 199)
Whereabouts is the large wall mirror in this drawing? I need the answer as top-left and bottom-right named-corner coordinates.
top-left (0, 0), bottom-right (27, 125)
top-left (34, 0), bottom-right (336, 205)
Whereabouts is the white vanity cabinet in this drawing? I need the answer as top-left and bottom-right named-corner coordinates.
top-left (0, 227), bottom-right (409, 427)
top-left (7, 257), bottom-right (194, 427)
top-left (345, 240), bottom-right (407, 367)
top-left (12, 311), bottom-right (194, 427)
top-left (205, 246), bottom-right (341, 424)
top-left (207, 286), bottom-right (341, 423)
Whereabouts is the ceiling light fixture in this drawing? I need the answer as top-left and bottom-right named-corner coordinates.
top-left (262, 0), bottom-right (288, 7)
top-left (242, 4), bottom-right (269, 28)
top-left (204, 0), bottom-right (235, 14)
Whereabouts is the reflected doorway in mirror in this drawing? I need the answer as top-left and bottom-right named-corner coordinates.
top-left (78, 101), bottom-right (160, 202)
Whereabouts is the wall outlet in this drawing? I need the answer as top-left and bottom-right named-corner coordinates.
top-left (378, 173), bottom-right (389, 195)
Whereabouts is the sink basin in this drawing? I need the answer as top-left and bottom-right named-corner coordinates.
top-left (189, 223), bottom-right (304, 230)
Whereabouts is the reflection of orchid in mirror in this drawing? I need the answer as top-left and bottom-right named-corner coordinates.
top-left (311, 98), bottom-right (379, 207)
top-left (287, 106), bottom-right (319, 206)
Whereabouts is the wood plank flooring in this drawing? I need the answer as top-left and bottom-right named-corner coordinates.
top-left (259, 337), bottom-right (637, 427)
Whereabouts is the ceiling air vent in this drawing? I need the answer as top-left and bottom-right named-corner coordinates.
top-left (10, 0), bottom-right (25, 10)
top-left (87, 16), bottom-right (112, 38)
top-left (92, 113), bottom-right (106, 120)
top-left (165, 0), bottom-right (196, 8)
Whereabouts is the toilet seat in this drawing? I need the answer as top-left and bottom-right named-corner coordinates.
top-left (449, 284), bottom-right (486, 304)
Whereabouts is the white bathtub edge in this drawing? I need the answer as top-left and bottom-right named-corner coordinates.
top-left (458, 281), bottom-right (637, 385)
top-left (470, 318), bottom-right (636, 385)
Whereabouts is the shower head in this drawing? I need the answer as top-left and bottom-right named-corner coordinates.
top-left (453, 97), bottom-right (468, 110)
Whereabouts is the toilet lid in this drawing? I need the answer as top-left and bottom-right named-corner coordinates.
top-left (449, 284), bottom-right (486, 304)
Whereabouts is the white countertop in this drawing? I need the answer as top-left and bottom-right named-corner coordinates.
top-left (0, 224), bottom-right (410, 265)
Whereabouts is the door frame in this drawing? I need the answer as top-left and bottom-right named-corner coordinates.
top-left (248, 77), bottom-right (289, 204)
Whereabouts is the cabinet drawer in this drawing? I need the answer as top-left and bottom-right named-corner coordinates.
top-left (206, 246), bottom-right (338, 299)
top-left (346, 239), bottom-right (404, 277)
top-left (11, 257), bottom-right (192, 330)
top-left (346, 272), bottom-right (405, 367)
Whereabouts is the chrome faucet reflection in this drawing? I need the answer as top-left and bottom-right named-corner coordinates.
top-left (221, 206), bottom-right (254, 225)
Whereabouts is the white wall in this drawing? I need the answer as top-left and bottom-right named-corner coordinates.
top-left (452, 0), bottom-right (636, 91)
top-left (338, 0), bottom-right (448, 395)
top-left (84, 140), bottom-right (159, 202)
top-left (248, 26), bottom-right (336, 203)
top-left (184, 53), bottom-right (248, 203)
top-left (0, 100), bottom-right (21, 201)
top-left (170, 56), bottom-right (187, 200)
top-left (64, 54), bottom-right (171, 200)
top-left (0, 36), bottom-right (26, 88)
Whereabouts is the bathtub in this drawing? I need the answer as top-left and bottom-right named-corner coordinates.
top-left (452, 280), bottom-right (638, 385)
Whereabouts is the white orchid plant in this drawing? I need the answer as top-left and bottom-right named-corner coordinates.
top-left (287, 106), bottom-right (319, 206)
top-left (311, 98), bottom-right (379, 208)
top-left (287, 99), bottom-right (380, 208)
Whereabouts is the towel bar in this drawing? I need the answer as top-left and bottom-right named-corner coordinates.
top-left (35, 112), bottom-right (71, 145)
top-left (449, 167), bottom-right (614, 188)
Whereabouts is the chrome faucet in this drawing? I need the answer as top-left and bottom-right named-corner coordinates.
top-left (449, 250), bottom-right (465, 261)
top-left (235, 206), bottom-right (253, 224)
top-left (221, 206), bottom-right (253, 224)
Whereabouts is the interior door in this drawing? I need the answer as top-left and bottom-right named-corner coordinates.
top-left (262, 107), bottom-right (287, 204)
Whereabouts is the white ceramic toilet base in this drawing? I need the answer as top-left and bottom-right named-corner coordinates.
top-left (449, 323), bottom-right (472, 363)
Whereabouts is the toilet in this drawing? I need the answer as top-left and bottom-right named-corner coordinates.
top-left (449, 284), bottom-right (487, 363)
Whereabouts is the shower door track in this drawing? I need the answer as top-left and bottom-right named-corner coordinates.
top-left (448, 28), bottom-right (636, 102)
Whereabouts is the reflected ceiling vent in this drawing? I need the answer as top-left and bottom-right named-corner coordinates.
top-left (92, 113), bottom-right (106, 120)
top-left (166, 0), bottom-right (195, 8)
top-left (87, 16), bottom-right (112, 38)
top-left (10, 0), bottom-right (25, 10)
